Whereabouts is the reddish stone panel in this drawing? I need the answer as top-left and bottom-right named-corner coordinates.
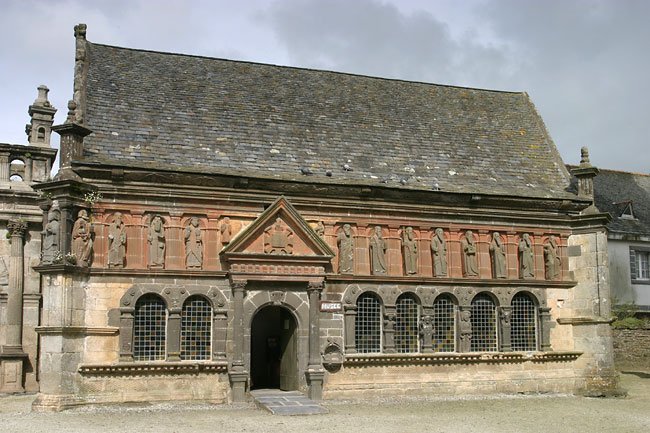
top-left (92, 212), bottom-right (107, 268)
top-left (506, 232), bottom-right (519, 279)
top-left (204, 216), bottom-right (221, 270)
top-left (356, 225), bottom-right (369, 275)
top-left (477, 230), bottom-right (491, 279)
top-left (165, 217), bottom-right (183, 270)
top-left (386, 227), bottom-right (401, 276)
top-left (533, 234), bottom-right (544, 280)
top-left (448, 230), bottom-right (462, 278)
top-left (418, 228), bottom-right (432, 277)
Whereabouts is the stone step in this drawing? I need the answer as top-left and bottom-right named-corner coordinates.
top-left (250, 389), bottom-right (328, 416)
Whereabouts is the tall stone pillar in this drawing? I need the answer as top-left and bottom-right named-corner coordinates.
top-left (0, 152), bottom-right (9, 182)
top-left (499, 306), bottom-right (512, 352)
top-left (306, 281), bottom-right (325, 400)
top-left (229, 279), bottom-right (248, 402)
top-left (343, 304), bottom-right (357, 353)
top-left (0, 219), bottom-right (28, 393)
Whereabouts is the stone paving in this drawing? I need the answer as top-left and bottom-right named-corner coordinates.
top-left (250, 389), bottom-right (328, 415)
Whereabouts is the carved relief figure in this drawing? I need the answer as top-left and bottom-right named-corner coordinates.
top-left (337, 224), bottom-right (354, 274)
top-left (185, 217), bottom-right (203, 269)
top-left (264, 217), bottom-right (293, 254)
top-left (369, 225), bottom-right (387, 275)
top-left (148, 215), bottom-right (166, 268)
top-left (72, 209), bottom-right (93, 267)
top-left (431, 228), bottom-right (448, 277)
top-left (315, 221), bottom-right (325, 238)
top-left (402, 226), bottom-right (418, 275)
top-left (519, 233), bottom-right (535, 279)
top-left (459, 309), bottom-right (472, 352)
top-left (220, 217), bottom-right (232, 245)
top-left (419, 315), bottom-right (434, 351)
top-left (489, 232), bottom-right (507, 278)
top-left (107, 212), bottom-right (127, 268)
top-left (41, 209), bottom-right (60, 264)
top-left (544, 235), bottom-right (561, 280)
top-left (461, 230), bottom-right (479, 277)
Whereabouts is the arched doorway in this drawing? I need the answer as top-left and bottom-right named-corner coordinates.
top-left (250, 305), bottom-right (298, 390)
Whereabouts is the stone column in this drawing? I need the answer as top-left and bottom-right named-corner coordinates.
top-left (0, 219), bottom-right (27, 393)
top-left (229, 279), bottom-right (248, 402)
top-left (3, 219), bottom-right (27, 354)
top-left (343, 304), bottom-right (357, 353)
top-left (539, 307), bottom-right (552, 351)
top-left (0, 152), bottom-right (9, 182)
top-left (118, 307), bottom-right (135, 361)
top-left (458, 306), bottom-right (472, 353)
top-left (24, 156), bottom-right (33, 183)
top-left (306, 281), bottom-right (325, 400)
top-left (212, 309), bottom-right (228, 360)
top-left (383, 307), bottom-right (396, 353)
top-left (167, 308), bottom-right (182, 361)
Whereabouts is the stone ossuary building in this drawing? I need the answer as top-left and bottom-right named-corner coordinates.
top-left (1, 24), bottom-right (619, 410)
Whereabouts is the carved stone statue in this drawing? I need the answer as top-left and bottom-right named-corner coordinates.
top-left (315, 221), bottom-right (325, 238)
top-left (544, 235), bottom-right (561, 280)
top-left (107, 212), bottom-right (126, 268)
top-left (489, 232), bottom-right (507, 279)
top-left (431, 228), bottom-right (448, 277)
top-left (402, 226), bottom-right (418, 275)
top-left (459, 309), bottom-right (472, 352)
top-left (369, 225), bottom-right (387, 275)
top-left (419, 315), bottom-right (434, 352)
top-left (461, 230), bottom-right (478, 277)
top-left (264, 218), bottom-right (293, 254)
top-left (337, 224), bottom-right (354, 274)
top-left (185, 217), bottom-right (203, 269)
top-left (41, 209), bottom-right (60, 264)
top-left (220, 217), bottom-right (232, 245)
top-left (72, 209), bottom-right (93, 267)
top-left (148, 215), bottom-right (166, 269)
top-left (519, 233), bottom-right (535, 279)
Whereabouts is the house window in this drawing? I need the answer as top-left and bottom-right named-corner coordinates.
top-left (630, 249), bottom-right (650, 281)
top-left (432, 295), bottom-right (456, 352)
top-left (133, 294), bottom-right (167, 361)
top-left (470, 294), bottom-right (497, 352)
top-left (511, 293), bottom-right (538, 351)
top-left (395, 294), bottom-right (419, 353)
top-left (180, 296), bottom-right (212, 361)
top-left (355, 293), bottom-right (382, 353)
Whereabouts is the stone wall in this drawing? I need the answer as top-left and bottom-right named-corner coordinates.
top-left (613, 328), bottom-right (650, 368)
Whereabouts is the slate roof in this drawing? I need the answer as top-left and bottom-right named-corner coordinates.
top-left (80, 42), bottom-right (573, 198)
top-left (592, 169), bottom-right (650, 236)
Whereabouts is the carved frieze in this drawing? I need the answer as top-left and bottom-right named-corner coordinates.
top-left (263, 217), bottom-right (293, 255)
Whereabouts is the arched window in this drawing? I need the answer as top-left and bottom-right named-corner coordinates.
top-left (511, 293), bottom-right (538, 351)
top-left (355, 292), bottom-right (382, 353)
top-left (395, 294), bottom-right (419, 353)
top-left (133, 294), bottom-right (167, 361)
top-left (432, 295), bottom-right (456, 352)
top-left (181, 296), bottom-right (212, 360)
top-left (470, 294), bottom-right (497, 352)
top-left (37, 127), bottom-right (46, 141)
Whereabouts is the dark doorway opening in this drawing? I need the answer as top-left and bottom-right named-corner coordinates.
top-left (250, 305), bottom-right (298, 390)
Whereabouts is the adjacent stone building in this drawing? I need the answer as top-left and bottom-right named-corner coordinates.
top-left (591, 168), bottom-right (650, 311)
top-left (1, 24), bottom-right (620, 409)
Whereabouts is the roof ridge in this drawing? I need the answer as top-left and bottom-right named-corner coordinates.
top-left (89, 41), bottom-right (526, 95)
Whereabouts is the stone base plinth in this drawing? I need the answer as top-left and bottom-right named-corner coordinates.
top-left (0, 356), bottom-right (26, 393)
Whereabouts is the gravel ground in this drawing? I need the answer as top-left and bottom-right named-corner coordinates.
top-left (1, 370), bottom-right (648, 433)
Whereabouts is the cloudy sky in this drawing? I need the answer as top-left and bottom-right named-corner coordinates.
top-left (1, 0), bottom-right (648, 172)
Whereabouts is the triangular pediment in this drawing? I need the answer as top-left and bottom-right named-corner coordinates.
top-left (221, 196), bottom-right (335, 260)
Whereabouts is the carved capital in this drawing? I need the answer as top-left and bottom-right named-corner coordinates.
top-left (307, 281), bottom-right (324, 294)
top-left (230, 279), bottom-right (247, 293)
top-left (7, 219), bottom-right (28, 238)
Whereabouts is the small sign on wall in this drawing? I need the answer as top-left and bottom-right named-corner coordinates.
top-left (320, 301), bottom-right (342, 313)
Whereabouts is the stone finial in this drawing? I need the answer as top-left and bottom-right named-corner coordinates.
top-left (26, 85), bottom-right (57, 146)
top-left (579, 146), bottom-right (591, 167)
top-left (74, 23), bottom-right (87, 40)
top-left (65, 100), bottom-right (77, 124)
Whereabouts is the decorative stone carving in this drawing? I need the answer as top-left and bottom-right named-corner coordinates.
top-left (220, 217), bottom-right (232, 245)
top-left (322, 339), bottom-right (343, 373)
top-left (314, 221), bottom-right (325, 238)
top-left (184, 217), bottom-right (203, 269)
top-left (369, 226), bottom-right (387, 275)
top-left (147, 215), bottom-right (165, 269)
top-left (337, 224), bottom-right (354, 274)
top-left (72, 209), bottom-right (93, 267)
top-left (431, 228), bottom-right (448, 277)
top-left (489, 232), bottom-right (507, 279)
top-left (461, 230), bottom-right (478, 277)
top-left (41, 209), bottom-right (60, 264)
top-left (419, 315), bottom-right (434, 352)
top-left (518, 233), bottom-right (535, 279)
top-left (263, 217), bottom-right (293, 255)
top-left (107, 212), bottom-right (126, 268)
top-left (459, 308), bottom-right (472, 352)
top-left (402, 226), bottom-right (418, 275)
top-left (543, 235), bottom-right (561, 280)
